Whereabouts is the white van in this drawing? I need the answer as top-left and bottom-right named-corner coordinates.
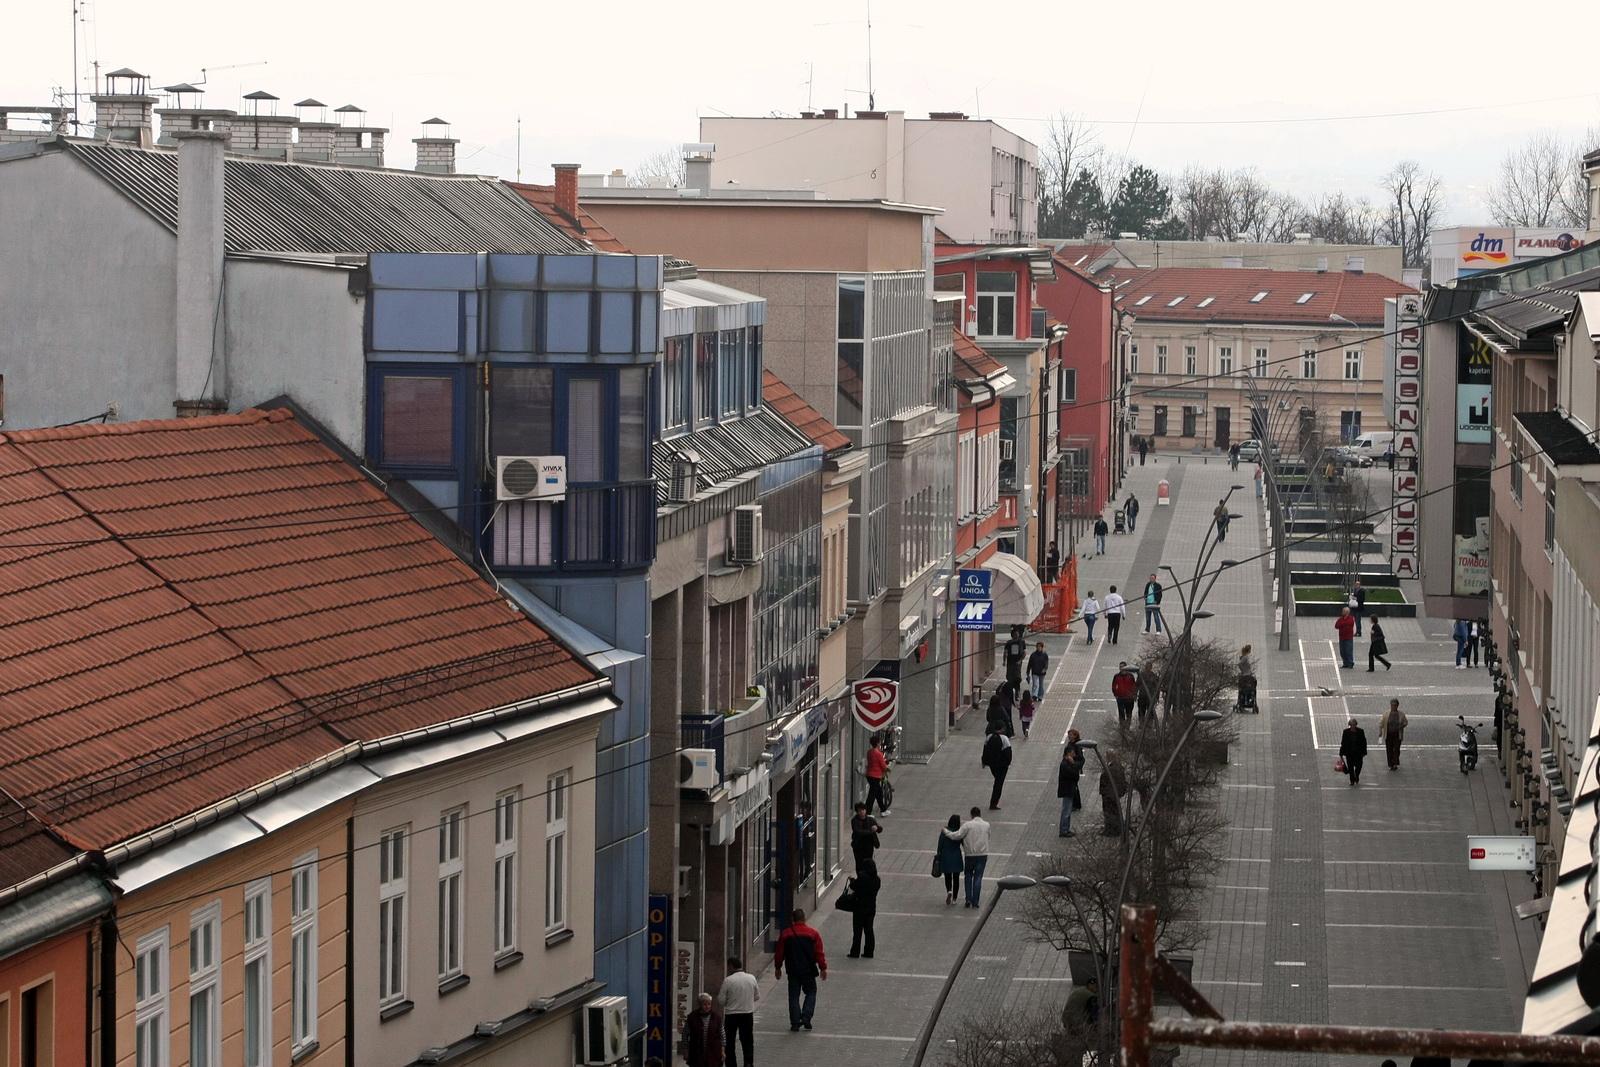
top-left (1353, 431), bottom-right (1395, 456)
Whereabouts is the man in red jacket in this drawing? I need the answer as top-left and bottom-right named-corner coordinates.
top-left (774, 908), bottom-right (828, 1031)
top-left (1111, 663), bottom-right (1139, 722)
top-left (864, 735), bottom-right (890, 815)
top-left (1334, 607), bottom-right (1357, 669)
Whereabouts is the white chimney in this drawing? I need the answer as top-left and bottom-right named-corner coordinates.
top-left (683, 143), bottom-right (715, 192)
top-left (1345, 255), bottom-right (1365, 274)
top-left (174, 130), bottom-right (228, 417)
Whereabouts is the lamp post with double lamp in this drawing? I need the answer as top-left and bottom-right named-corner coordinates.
top-left (1245, 368), bottom-right (1300, 650)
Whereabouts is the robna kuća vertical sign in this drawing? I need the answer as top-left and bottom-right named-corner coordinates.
top-left (1390, 294), bottom-right (1423, 580)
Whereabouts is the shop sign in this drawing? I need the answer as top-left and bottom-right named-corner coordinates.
top-left (645, 895), bottom-right (672, 1063)
top-left (851, 678), bottom-right (900, 731)
top-left (955, 599), bottom-right (995, 632)
top-left (712, 766), bottom-right (771, 845)
top-left (1454, 517), bottom-right (1490, 597)
top-left (1458, 229), bottom-right (1513, 269)
top-left (768, 711), bottom-right (817, 777)
top-left (1512, 228), bottom-right (1587, 258)
top-left (1390, 294), bottom-right (1423, 579)
top-left (674, 942), bottom-right (698, 1052)
top-left (957, 568), bottom-right (993, 600)
top-left (1456, 326), bottom-right (1493, 444)
top-left (1467, 835), bottom-right (1536, 871)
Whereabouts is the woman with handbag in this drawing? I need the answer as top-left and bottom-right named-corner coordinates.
top-left (1338, 717), bottom-right (1368, 785)
top-left (846, 859), bottom-right (881, 958)
top-left (935, 815), bottom-right (964, 904)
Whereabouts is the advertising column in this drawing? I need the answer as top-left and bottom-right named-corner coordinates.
top-left (1390, 294), bottom-right (1423, 579)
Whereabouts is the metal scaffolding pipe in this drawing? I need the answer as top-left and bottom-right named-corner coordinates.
top-left (1147, 1018), bottom-right (1600, 1064)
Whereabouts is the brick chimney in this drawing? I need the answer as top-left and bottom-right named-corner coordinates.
top-left (173, 130), bottom-right (228, 417)
top-left (90, 67), bottom-right (156, 146)
top-left (228, 90), bottom-right (298, 158)
top-left (332, 104), bottom-right (387, 167)
top-left (413, 117), bottom-right (458, 175)
top-left (155, 83), bottom-right (235, 146)
top-left (553, 163), bottom-right (580, 218)
top-left (293, 98), bottom-right (335, 161)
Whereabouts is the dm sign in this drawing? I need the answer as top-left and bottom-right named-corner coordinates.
top-left (851, 679), bottom-right (900, 731)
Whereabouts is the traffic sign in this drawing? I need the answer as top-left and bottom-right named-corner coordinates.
top-left (957, 568), bottom-right (993, 600)
top-left (851, 679), bottom-right (900, 731)
top-left (955, 599), bottom-right (995, 632)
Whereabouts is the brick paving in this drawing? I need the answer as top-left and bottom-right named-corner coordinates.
top-left (736, 454), bottom-right (1539, 1067)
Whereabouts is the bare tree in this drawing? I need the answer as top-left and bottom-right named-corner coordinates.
top-left (1038, 114), bottom-right (1103, 238)
top-left (1487, 133), bottom-right (1589, 228)
top-left (1379, 160), bottom-right (1444, 270)
top-left (946, 1008), bottom-right (1093, 1067)
top-left (1304, 193), bottom-right (1382, 245)
top-left (627, 147), bottom-right (685, 188)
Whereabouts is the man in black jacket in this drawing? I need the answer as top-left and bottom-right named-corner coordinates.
top-left (1027, 642), bottom-right (1050, 701)
top-left (982, 725), bottom-right (1013, 810)
top-left (849, 802), bottom-right (881, 866)
top-left (1142, 573), bottom-right (1164, 633)
top-left (846, 859), bottom-right (881, 958)
top-left (1057, 747), bottom-right (1082, 837)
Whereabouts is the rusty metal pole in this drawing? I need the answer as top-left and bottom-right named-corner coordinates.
top-left (1148, 1017), bottom-right (1600, 1065)
top-left (1119, 903), bottom-right (1155, 1067)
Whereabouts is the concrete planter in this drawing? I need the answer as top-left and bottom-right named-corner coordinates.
top-left (721, 687), bottom-right (769, 774)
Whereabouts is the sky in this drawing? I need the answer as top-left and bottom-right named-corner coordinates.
top-left (8, 0), bottom-right (1600, 224)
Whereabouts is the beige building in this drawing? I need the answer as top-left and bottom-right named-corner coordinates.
top-left (699, 112), bottom-right (1038, 244)
top-left (1111, 266), bottom-right (1414, 448)
top-left (1055, 237), bottom-right (1407, 282)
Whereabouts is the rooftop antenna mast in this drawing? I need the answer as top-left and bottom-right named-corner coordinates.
top-left (516, 115), bottom-right (522, 181)
top-left (865, 0), bottom-right (875, 110)
top-left (806, 63), bottom-right (814, 112)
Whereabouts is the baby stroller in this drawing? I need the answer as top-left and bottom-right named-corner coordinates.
top-left (1235, 674), bottom-right (1259, 714)
top-left (1113, 510), bottom-right (1127, 534)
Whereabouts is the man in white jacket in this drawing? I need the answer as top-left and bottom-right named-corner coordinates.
top-left (948, 807), bottom-right (992, 908)
top-left (717, 956), bottom-right (760, 1066)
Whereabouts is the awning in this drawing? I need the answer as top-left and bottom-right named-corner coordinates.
top-left (949, 551), bottom-right (1044, 627)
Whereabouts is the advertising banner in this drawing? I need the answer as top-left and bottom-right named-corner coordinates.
top-left (1456, 326), bottom-right (1493, 444)
top-left (1390, 294), bottom-right (1423, 579)
top-left (646, 895), bottom-right (672, 1063)
top-left (1453, 517), bottom-right (1491, 597)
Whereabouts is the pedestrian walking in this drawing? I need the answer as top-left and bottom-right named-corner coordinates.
top-left (1213, 498), bottom-right (1231, 543)
top-left (1238, 643), bottom-right (1253, 682)
top-left (986, 688), bottom-right (1015, 738)
top-left (1017, 690), bottom-right (1036, 739)
top-left (849, 803), bottom-right (881, 867)
top-left (1045, 541), bottom-right (1061, 584)
top-left (1452, 618), bottom-right (1470, 669)
top-left (1138, 437), bottom-right (1149, 465)
top-left (773, 909), bottom-right (827, 1031)
top-left (1112, 661), bottom-right (1138, 722)
top-left (1350, 579), bottom-right (1367, 636)
top-left (949, 807), bottom-right (992, 907)
top-left (845, 859), bottom-right (880, 959)
top-left (1093, 515), bottom-right (1109, 556)
top-left (1254, 464), bottom-right (1263, 499)
top-left (1135, 668), bottom-right (1155, 719)
top-left (1066, 729), bottom-right (1086, 811)
top-left (935, 815), bottom-right (965, 905)
top-left (717, 958), bottom-right (759, 1067)
top-left (1367, 618), bottom-right (1391, 672)
top-left (1468, 619), bottom-right (1482, 667)
top-left (1229, 443), bottom-right (1240, 470)
top-left (1384, 441), bottom-right (1396, 470)
top-left (982, 724), bottom-right (1013, 809)
top-left (1082, 592), bottom-right (1100, 643)
top-left (1142, 573), bottom-right (1164, 633)
top-left (864, 736), bottom-right (890, 815)
top-left (1125, 493), bottom-right (1140, 532)
top-left (1103, 585), bottom-right (1125, 644)
top-left (1004, 626), bottom-right (1028, 687)
top-left (1338, 718), bottom-right (1368, 785)
top-left (1099, 754), bottom-right (1127, 836)
top-left (1028, 641), bottom-right (1050, 700)
top-left (1379, 698), bottom-right (1408, 770)
top-left (682, 993), bottom-right (725, 1067)
top-left (1058, 747), bottom-right (1082, 837)
top-left (1335, 607), bottom-right (1357, 669)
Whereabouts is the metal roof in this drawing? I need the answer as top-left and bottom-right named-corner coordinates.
top-left (0, 873), bottom-right (111, 963)
top-left (652, 409), bottom-right (813, 504)
top-left (1470, 265), bottom-right (1600, 344)
top-left (1513, 411), bottom-right (1600, 466)
top-left (58, 139), bottom-right (585, 255)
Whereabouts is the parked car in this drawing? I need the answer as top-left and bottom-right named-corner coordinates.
top-left (1237, 439), bottom-right (1262, 461)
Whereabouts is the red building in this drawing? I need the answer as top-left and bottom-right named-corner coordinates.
top-left (1034, 254), bottom-right (1119, 520)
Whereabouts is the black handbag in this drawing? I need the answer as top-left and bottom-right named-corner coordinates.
top-left (930, 854), bottom-right (942, 878)
top-left (836, 881), bottom-right (858, 912)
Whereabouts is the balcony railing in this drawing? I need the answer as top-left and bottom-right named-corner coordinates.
top-left (490, 481), bottom-right (656, 572)
top-left (679, 687), bottom-right (769, 784)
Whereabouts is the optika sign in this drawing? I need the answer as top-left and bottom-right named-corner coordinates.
top-left (1460, 231), bottom-right (1510, 266)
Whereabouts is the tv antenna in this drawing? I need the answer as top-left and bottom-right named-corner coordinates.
top-left (865, 0), bottom-right (874, 110)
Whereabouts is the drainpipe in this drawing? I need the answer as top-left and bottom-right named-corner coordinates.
top-left (174, 129), bottom-right (228, 417)
top-left (99, 914), bottom-right (117, 1067)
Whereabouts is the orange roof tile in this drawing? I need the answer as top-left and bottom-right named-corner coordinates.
top-left (506, 182), bottom-right (630, 253)
top-left (953, 331), bottom-right (1006, 383)
top-left (0, 409), bottom-right (598, 883)
top-left (761, 371), bottom-right (850, 455)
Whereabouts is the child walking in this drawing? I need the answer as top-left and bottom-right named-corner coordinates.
top-left (1018, 690), bottom-right (1037, 739)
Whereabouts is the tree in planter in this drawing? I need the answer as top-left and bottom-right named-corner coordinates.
top-left (1328, 476), bottom-right (1374, 598)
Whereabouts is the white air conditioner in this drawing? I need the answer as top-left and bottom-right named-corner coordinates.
top-left (670, 448), bottom-right (701, 504)
top-left (679, 748), bottom-right (719, 790)
top-left (730, 504), bottom-right (763, 564)
top-left (496, 455), bottom-right (566, 502)
top-left (580, 996), bottom-right (628, 1065)
top-left (1000, 439), bottom-right (1015, 461)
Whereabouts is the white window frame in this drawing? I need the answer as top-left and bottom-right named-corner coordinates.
top-left (1166, 295), bottom-right (1186, 308)
top-left (546, 773), bottom-right (570, 934)
top-left (1156, 344), bottom-right (1168, 375)
top-left (1250, 291), bottom-right (1269, 303)
top-left (1301, 348), bottom-right (1317, 379)
top-left (242, 880), bottom-right (271, 1067)
top-left (1197, 296), bottom-right (1215, 308)
top-left (1218, 346), bottom-right (1234, 376)
top-left (134, 927), bottom-right (169, 1067)
top-left (1253, 346), bottom-right (1268, 377)
top-left (975, 272), bottom-right (1017, 339)
top-left (438, 808), bottom-right (466, 981)
top-left (1343, 348), bottom-right (1362, 380)
top-left (188, 902), bottom-right (222, 1067)
top-left (1296, 292), bottom-right (1315, 304)
top-left (378, 827), bottom-right (409, 1006)
top-left (290, 854), bottom-right (318, 1054)
top-left (1129, 342), bottom-right (1139, 375)
top-left (493, 792), bottom-right (520, 958)
top-left (1133, 294), bottom-right (1152, 307)
top-left (1184, 345), bottom-right (1197, 376)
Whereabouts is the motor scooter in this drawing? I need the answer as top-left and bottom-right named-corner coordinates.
top-left (1458, 715), bottom-right (1483, 774)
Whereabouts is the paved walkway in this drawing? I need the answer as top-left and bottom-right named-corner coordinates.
top-left (738, 454), bottom-right (1537, 1067)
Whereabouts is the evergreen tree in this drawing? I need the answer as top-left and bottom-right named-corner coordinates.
top-left (1060, 168), bottom-right (1109, 238)
top-left (1107, 165), bottom-right (1172, 237)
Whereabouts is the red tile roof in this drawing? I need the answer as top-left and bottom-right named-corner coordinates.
top-left (953, 330), bottom-right (1006, 383)
top-left (506, 182), bottom-right (630, 253)
top-left (762, 371), bottom-right (850, 455)
top-left (0, 409), bottom-right (598, 884)
top-left (1107, 266), bottom-right (1414, 326)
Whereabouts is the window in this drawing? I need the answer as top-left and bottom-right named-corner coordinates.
top-left (1253, 346), bottom-right (1268, 377)
top-left (1301, 348), bottom-right (1317, 379)
top-left (188, 904), bottom-right (221, 1067)
top-left (1129, 342), bottom-right (1139, 375)
top-left (1156, 344), bottom-right (1168, 375)
top-left (290, 856), bottom-right (317, 1052)
top-left (493, 792), bottom-right (519, 957)
top-left (663, 335), bottom-right (692, 431)
top-left (1153, 405), bottom-right (1169, 436)
top-left (1182, 405), bottom-right (1198, 437)
top-left (437, 809), bottom-right (465, 982)
top-left (976, 271), bottom-right (1016, 338)
top-left (1546, 484), bottom-right (1556, 553)
top-left (378, 829), bottom-right (408, 1007)
top-left (1296, 292), bottom-right (1315, 305)
top-left (696, 334), bottom-right (717, 425)
top-left (21, 980), bottom-right (53, 1067)
top-left (379, 375), bottom-right (454, 468)
top-left (1511, 441), bottom-right (1523, 502)
top-left (1166, 295), bottom-right (1186, 308)
top-left (490, 367), bottom-right (553, 457)
top-left (1250, 291), bottom-right (1269, 303)
top-left (748, 326), bottom-right (763, 410)
top-left (1218, 346), bottom-right (1233, 375)
top-left (1184, 345), bottom-right (1197, 376)
top-left (566, 378), bottom-right (607, 482)
top-left (546, 772), bottom-right (570, 933)
top-left (544, 291), bottom-right (591, 353)
top-left (1343, 348), bottom-right (1362, 380)
top-left (134, 928), bottom-right (169, 1067)
top-left (1060, 368), bottom-right (1078, 403)
top-left (1197, 296), bottom-right (1215, 308)
top-left (1133, 295), bottom-right (1152, 307)
top-left (618, 368), bottom-right (649, 481)
top-left (242, 881), bottom-right (271, 1067)
top-left (719, 329), bottom-right (745, 417)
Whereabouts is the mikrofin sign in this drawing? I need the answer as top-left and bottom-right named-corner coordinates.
top-left (1390, 293), bottom-right (1423, 580)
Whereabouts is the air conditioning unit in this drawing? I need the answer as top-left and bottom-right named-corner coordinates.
top-left (1000, 439), bottom-right (1015, 461)
top-left (729, 504), bottom-right (763, 564)
top-left (580, 997), bottom-right (628, 1065)
top-left (496, 455), bottom-right (566, 502)
top-left (670, 448), bottom-right (701, 504)
top-left (679, 748), bottom-right (719, 790)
